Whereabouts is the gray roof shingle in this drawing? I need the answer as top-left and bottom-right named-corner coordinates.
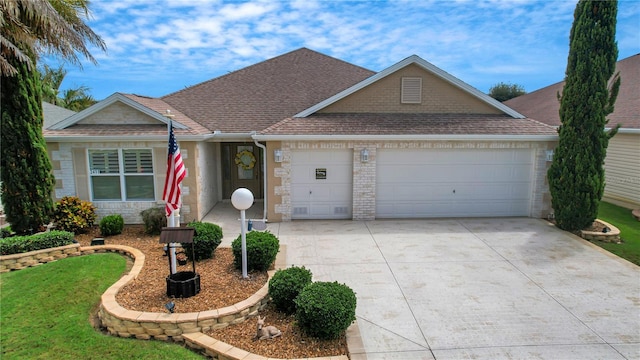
top-left (162, 48), bottom-right (375, 133)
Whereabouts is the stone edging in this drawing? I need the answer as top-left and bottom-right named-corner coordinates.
top-left (0, 243), bottom-right (81, 273)
top-left (580, 219), bottom-right (621, 243)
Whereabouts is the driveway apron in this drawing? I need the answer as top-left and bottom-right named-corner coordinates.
top-left (274, 218), bottom-right (640, 360)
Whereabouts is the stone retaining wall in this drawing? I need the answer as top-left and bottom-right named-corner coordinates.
top-left (580, 219), bottom-right (621, 243)
top-left (0, 243), bottom-right (81, 272)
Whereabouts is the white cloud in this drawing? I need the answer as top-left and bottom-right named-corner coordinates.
top-left (50, 0), bottom-right (638, 100)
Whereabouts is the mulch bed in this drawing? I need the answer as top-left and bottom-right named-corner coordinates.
top-left (75, 225), bottom-right (348, 359)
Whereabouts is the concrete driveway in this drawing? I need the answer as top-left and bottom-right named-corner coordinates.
top-left (267, 218), bottom-right (639, 360)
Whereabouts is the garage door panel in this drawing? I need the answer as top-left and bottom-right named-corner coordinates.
top-left (291, 150), bottom-right (352, 219)
top-left (376, 149), bottom-right (533, 218)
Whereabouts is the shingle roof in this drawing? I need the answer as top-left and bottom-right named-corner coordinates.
top-left (161, 48), bottom-right (375, 132)
top-left (122, 94), bottom-right (211, 135)
top-left (261, 113), bottom-right (557, 136)
top-left (505, 54), bottom-right (639, 129)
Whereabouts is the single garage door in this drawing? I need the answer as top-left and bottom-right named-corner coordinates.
top-left (291, 149), bottom-right (352, 219)
top-left (376, 149), bottom-right (533, 218)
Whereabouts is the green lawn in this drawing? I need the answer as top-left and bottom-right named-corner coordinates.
top-left (0, 254), bottom-right (203, 359)
top-left (595, 201), bottom-right (640, 266)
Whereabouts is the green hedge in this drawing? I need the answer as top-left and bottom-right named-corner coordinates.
top-left (99, 214), bottom-right (124, 236)
top-left (231, 231), bottom-right (279, 272)
top-left (295, 281), bottom-right (357, 340)
top-left (182, 221), bottom-right (223, 261)
top-left (269, 266), bottom-right (313, 314)
top-left (0, 231), bottom-right (75, 255)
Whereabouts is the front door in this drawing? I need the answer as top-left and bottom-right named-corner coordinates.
top-left (222, 143), bottom-right (263, 199)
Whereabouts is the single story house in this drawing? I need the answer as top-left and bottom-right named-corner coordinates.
top-left (505, 54), bottom-right (639, 209)
top-left (44, 48), bottom-right (557, 224)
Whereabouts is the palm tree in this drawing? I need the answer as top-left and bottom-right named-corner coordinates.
top-left (61, 85), bottom-right (96, 111)
top-left (39, 64), bottom-right (67, 104)
top-left (0, 0), bottom-right (105, 76)
top-left (1, 0), bottom-right (105, 234)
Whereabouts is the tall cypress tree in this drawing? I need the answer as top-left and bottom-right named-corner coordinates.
top-left (547, 0), bottom-right (620, 232)
top-left (1, 53), bottom-right (56, 234)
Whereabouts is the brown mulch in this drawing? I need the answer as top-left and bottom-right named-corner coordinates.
top-left (75, 225), bottom-right (348, 359)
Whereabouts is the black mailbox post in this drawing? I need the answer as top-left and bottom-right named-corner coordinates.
top-left (159, 227), bottom-right (200, 298)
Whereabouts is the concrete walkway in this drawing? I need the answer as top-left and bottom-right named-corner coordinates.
top-left (204, 206), bottom-right (639, 359)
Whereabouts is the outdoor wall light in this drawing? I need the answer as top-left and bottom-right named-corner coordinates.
top-left (546, 150), bottom-right (554, 162)
top-left (360, 148), bottom-right (369, 163)
top-left (274, 149), bottom-right (283, 163)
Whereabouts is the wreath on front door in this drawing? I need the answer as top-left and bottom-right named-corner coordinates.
top-left (235, 150), bottom-right (257, 170)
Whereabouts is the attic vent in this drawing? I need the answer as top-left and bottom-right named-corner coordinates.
top-left (401, 77), bottom-right (422, 104)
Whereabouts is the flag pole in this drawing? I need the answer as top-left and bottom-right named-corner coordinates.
top-left (164, 110), bottom-right (178, 274)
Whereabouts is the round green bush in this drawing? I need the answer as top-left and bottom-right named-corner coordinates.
top-left (268, 266), bottom-right (313, 314)
top-left (295, 281), bottom-right (357, 340)
top-left (99, 214), bottom-right (124, 236)
top-left (182, 221), bottom-right (223, 261)
top-left (231, 231), bottom-right (279, 272)
top-left (52, 196), bottom-right (97, 234)
top-left (140, 207), bottom-right (166, 235)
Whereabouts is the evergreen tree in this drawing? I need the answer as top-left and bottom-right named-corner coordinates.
top-left (488, 82), bottom-right (526, 102)
top-left (1, 53), bottom-right (56, 233)
top-left (547, 0), bottom-right (620, 231)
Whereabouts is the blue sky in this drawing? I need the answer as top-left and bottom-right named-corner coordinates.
top-left (47, 0), bottom-right (640, 101)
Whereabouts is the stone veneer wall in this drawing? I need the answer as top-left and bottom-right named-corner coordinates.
top-left (272, 140), bottom-right (556, 221)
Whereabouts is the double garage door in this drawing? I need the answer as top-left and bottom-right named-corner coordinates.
top-left (291, 148), bottom-right (533, 219)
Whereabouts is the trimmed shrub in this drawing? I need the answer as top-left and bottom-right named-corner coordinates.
top-left (231, 231), bottom-right (279, 272)
top-left (295, 281), bottom-right (357, 340)
top-left (140, 207), bottom-right (166, 235)
top-left (0, 230), bottom-right (75, 255)
top-left (52, 196), bottom-right (96, 234)
top-left (269, 266), bottom-right (313, 314)
top-left (1, 226), bottom-right (13, 239)
top-left (182, 221), bottom-right (223, 261)
top-left (99, 214), bottom-right (124, 236)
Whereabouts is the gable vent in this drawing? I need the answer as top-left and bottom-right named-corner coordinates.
top-left (401, 77), bottom-right (422, 104)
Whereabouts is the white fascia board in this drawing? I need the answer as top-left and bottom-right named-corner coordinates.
top-left (253, 134), bottom-right (558, 142)
top-left (612, 127), bottom-right (640, 134)
top-left (210, 131), bottom-right (255, 141)
top-left (48, 93), bottom-right (188, 130)
top-left (295, 55), bottom-right (526, 119)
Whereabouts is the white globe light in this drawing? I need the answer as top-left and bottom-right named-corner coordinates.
top-left (231, 188), bottom-right (254, 210)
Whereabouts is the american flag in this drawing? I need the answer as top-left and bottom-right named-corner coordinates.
top-left (162, 121), bottom-right (186, 217)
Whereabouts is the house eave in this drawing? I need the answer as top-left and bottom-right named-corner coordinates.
top-left (44, 134), bottom-right (212, 142)
top-left (253, 134), bottom-right (559, 142)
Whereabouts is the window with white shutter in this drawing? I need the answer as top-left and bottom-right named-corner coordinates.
top-left (89, 149), bottom-right (155, 201)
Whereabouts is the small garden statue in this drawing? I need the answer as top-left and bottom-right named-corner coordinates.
top-left (255, 316), bottom-right (281, 340)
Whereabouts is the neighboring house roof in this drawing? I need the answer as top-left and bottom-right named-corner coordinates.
top-left (161, 48), bottom-right (376, 133)
top-left (505, 54), bottom-right (640, 130)
top-left (42, 102), bottom-right (76, 129)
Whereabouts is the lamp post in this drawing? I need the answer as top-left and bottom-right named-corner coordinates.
top-left (231, 188), bottom-right (254, 279)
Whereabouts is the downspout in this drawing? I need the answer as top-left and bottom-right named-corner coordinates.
top-left (253, 136), bottom-right (267, 222)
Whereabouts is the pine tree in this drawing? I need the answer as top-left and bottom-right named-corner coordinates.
top-left (1, 53), bottom-right (56, 234)
top-left (547, 0), bottom-right (620, 231)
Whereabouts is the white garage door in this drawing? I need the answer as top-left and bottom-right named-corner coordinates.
top-left (291, 150), bottom-right (352, 219)
top-left (376, 149), bottom-right (533, 218)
